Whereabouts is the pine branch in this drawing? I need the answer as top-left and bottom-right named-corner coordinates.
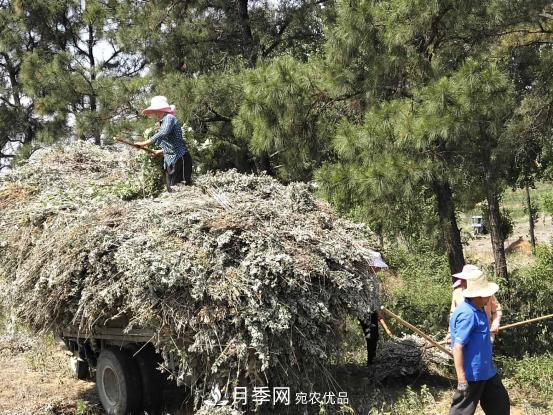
top-left (0, 96), bottom-right (18, 109)
top-left (205, 105), bottom-right (232, 123)
top-left (100, 45), bottom-right (121, 69)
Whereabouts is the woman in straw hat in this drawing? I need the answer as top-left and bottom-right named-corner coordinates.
top-left (449, 265), bottom-right (502, 341)
top-left (135, 96), bottom-right (193, 190)
top-left (449, 276), bottom-right (510, 415)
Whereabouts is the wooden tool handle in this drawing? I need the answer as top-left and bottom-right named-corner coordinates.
top-left (498, 314), bottom-right (553, 331)
top-left (381, 307), bottom-right (453, 357)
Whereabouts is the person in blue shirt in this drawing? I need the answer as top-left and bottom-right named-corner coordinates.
top-left (136, 96), bottom-right (193, 190)
top-left (449, 276), bottom-right (509, 415)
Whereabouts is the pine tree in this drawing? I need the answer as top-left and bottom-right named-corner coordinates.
top-left (0, 0), bottom-right (69, 168)
top-left (15, 0), bottom-right (146, 146)
top-left (119, 0), bottom-right (333, 174)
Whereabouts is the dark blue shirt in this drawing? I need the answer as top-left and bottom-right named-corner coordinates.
top-left (450, 299), bottom-right (496, 382)
top-left (151, 114), bottom-right (188, 169)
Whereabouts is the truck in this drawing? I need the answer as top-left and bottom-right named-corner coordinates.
top-left (59, 317), bottom-right (172, 415)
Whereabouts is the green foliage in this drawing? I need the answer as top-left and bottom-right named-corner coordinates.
top-left (541, 193), bottom-right (553, 218)
top-left (75, 400), bottom-right (100, 415)
top-left (495, 244), bottom-right (553, 356)
top-left (315, 99), bottom-right (445, 249)
top-left (523, 196), bottom-right (539, 226)
top-left (235, 56), bottom-right (336, 181)
top-left (109, 154), bottom-right (164, 201)
top-left (381, 246), bottom-right (452, 336)
top-left (368, 385), bottom-right (435, 415)
top-left (497, 354), bottom-right (553, 400)
top-left (155, 70), bottom-right (256, 174)
top-left (480, 204), bottom-right (514, 242)
top-left (333, 316), bottom-right (367, 366)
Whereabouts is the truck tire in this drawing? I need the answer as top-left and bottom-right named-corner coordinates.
top-left (134, 347), bottom-right (164, 414)
top-left (96, 348), bottom-right (142, 415)
top-left (69, 356), bottom-right (89, 380)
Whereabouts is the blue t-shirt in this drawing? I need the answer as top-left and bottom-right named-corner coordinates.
top-left (450, 299), bottom-right (496, 382)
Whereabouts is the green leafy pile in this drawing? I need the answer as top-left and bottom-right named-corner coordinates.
top-left (0, 142), bottom-right (380, 405)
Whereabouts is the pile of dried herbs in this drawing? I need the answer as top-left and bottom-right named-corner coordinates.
top-left (0, 142), bottom-right (382, 406)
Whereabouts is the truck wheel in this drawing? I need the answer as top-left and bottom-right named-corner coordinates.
top-left (69, 356), bottom-right (89, 380)
top-left (96, 348), bottom-right (142, 415)
top-left (135, 347), bottom-right (164, 414)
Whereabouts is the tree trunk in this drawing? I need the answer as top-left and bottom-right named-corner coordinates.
top-left (432, 178), bottom-right (465, 275)
top-left (485, 183), bottom-right (508, 280)
top-left (257, 152), bottom-right (275, 176)
top-left (88, 24), bottom-right (101, 145)
top-left (236, 0), bottom-right (257, 67)
top-left (525, 185), bottom-right (536, 249)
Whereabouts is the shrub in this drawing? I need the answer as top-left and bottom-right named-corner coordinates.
top-left (381, 246), bottom-right (452, 337)
top-left (497, 354), bottom-right (553, 400)
top-left (495, 244), bottom-right (553, 356)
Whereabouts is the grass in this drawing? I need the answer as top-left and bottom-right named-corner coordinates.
top-left (497, 354), bottom-right (553, 401)
top-left (461, 182), bottom-right (553, 231)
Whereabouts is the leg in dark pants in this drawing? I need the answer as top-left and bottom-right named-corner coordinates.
top-left (165, 154), bottom-right (193, 191)
top-left (182, 152), bottom-right (193, 185)
top-left (449, 381), bottom-right (484, 415)
top-left (449, 375), bottom-right (509, 415)
top-left (480, 375), bottom-right (510, 415)
top-left (359, 311), bottom-right (379, 365)
top-left (166, 157), bottom-right (184, 191)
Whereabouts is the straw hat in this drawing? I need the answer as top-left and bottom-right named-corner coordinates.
top-left (143, 96), bottom-right (173, 115)
top-left (453, 264), bottom-right (483, 281)
top-left (462, 276), bottom-right (499, 298)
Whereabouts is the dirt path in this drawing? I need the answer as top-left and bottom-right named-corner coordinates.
top-left (0, 338), bottom-right (99, 415)
top-left (0, 339), bottom-right (546, 414)
top-left (464, 216), bottom-right (553, 265)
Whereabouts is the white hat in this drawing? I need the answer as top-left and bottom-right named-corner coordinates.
top-left (462, 276), bottom-right (499, 298)
top-left (453, 264), bottom-right (483, 281)
top-left (143, 96), bottom-right (173, 115)
top-left (369, 250), bottom-right (388, 268)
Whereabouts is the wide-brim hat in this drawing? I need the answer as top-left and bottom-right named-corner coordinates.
top-left (369, 250), bottom-right (388, 268)
top-left (452, 264), bottom-right (483, 281)
top-left (143, 96), bottom-right (173, 115)
top-left (462, 277), bottom-right (499, 298)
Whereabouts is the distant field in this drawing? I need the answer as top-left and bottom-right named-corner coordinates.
top-left (461, 182), bottom-right (553, 265)
top-left (462, 182), bottom-right (553, 223)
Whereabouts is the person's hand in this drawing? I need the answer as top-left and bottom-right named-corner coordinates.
top-left (149, 149), bottom-right (163, 158)
top-left (490, 321), bottom-right (499, 334)
top-left (134, 141), bottom-right (147, 148)
top-left (457, 382), bottom-right (469, 398)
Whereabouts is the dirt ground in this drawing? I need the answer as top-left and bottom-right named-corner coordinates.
top-left (0, 335), bottom-right (547, 415)
top-left (0, 336), bottom-right (99, 415)
top-left (464, 215), bottom-right (553, 266)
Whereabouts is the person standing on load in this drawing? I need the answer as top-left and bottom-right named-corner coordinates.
top-left (449, 276), bottom-right (510, 415)
top-left (449, 265), bottom-right (502, 342)
top-left (135, 96), bottom-right (193, 190)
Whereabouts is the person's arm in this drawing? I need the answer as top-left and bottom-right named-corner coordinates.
top-left (489, 296), bottom-right (502, 340)
top-left (451, 312), bottom-right (475, 393)
top-left (135, 115), bottom-right (175, 148)
top-left (453, 343), bottom-right (467, 384)
top-left (446, 294), bottom-right (457, 342)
